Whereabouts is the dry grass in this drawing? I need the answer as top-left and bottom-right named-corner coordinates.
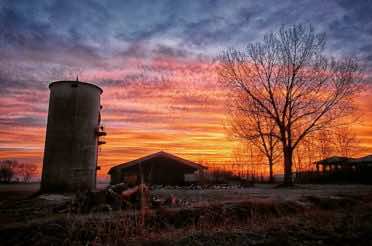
top-left (1, 194), bottom-right (371, 245)
top-left (1, 185), bottom-right (372, 245)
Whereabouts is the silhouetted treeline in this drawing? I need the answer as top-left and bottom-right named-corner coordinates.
top-left (0, 160), bottom-right (38, 183)
top-left (198, 168), bottom-right (277, 186)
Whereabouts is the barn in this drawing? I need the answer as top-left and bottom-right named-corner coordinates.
top-left (108, 151), bottom-right (207, 186)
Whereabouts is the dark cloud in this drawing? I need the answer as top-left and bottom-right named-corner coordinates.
top-left (0, 6), bottom-right (43, 46)
top-left (152, 44), bottom-right (190, 58)
top-left (0, 116), bottom-right (44, 127)
top-left (115, 19), bottom-right (175, 43)
top-left (0, 1), bottom-right (109, 71)
top-left (335, 0), bottom-right (372, 33)
top-left (0, 0), bottom-right (371, 69)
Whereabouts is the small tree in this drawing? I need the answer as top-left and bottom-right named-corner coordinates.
top-left (334, 126), bottom-right (360, 157)
top-left (230, 110), bottom-right (280, 182)
top-left (0, 160), bottom-right (17, 183)
top-left (218, 24), bottom-right (362, 186)
top-left (316, 130), bottom-right (335, 160)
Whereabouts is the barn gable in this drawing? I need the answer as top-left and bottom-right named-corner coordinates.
top-left (108, 151), bottom-right (207, 185)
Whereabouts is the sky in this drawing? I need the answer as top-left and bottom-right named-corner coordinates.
top-left (0, 0), bottom-right (372, 179)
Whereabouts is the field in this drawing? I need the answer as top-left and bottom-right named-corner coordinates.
top-left (1, 184), bottom-right (372, 245)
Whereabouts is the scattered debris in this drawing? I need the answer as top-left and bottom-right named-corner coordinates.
top-left (151, 184), bottom-right (254, 190)
top-left (70, 183), bottom-right (151, 213)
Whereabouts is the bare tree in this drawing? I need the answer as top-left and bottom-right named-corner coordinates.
top-left (230, 107), bottom-right (280, 182)
top-left (316, 130), bottom-right (335, 160)
top-left (231, 141), bottom-right (267, 181)
top-left (334, 126), bottom-right (360, 157)
top-left (218, 24), bottom-right (362, 186)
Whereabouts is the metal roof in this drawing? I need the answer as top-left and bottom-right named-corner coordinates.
top-left (315, 156), bottom-right (353, 165)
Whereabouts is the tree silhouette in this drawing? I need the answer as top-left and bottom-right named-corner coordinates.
top-left (218, 24), bottom-right (362, 186)
top-left (0, 160), bottom-right (16, 183)
top-left (229, 104), bottom-right (280, 183)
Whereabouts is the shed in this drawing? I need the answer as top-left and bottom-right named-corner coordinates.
top-left (315, 155), bottom-right (372, 172)
top-left (315, 156), bottom-right (352, 172)
top-left (108, 151), bottom-right (207, 186)
top-left (312, 154), bottom-right (372, 184)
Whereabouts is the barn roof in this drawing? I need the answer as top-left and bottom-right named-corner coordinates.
top-left (350, 155), bottom-right (372, 164)
top-left (108, 151), bottom-right (207, 175)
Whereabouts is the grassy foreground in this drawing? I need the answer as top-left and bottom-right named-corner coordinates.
top-left (0, 185), bottom-right (372, 245)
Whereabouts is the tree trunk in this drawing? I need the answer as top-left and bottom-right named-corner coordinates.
top-left (268, 158), bottom-right (274, 183)
top-left (283, 147), bottom-right (293, 186)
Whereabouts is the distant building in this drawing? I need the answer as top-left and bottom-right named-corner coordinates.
top-left (315, 155), bottom-right (372, 173)
top-left (108, 151), bottom-right (207, 186)
top-left (315, 156), bottom-right (352, 172)
top-left (296, 154), bottom-right (372, 184)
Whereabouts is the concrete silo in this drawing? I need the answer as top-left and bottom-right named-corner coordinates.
top-left (41, 80), bottom-right (105, 192)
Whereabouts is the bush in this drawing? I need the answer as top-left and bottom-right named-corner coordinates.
top-left (0, 160), bottom-right (16, 183)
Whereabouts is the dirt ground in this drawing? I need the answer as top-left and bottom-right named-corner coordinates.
top-left (2, 183), bottom-right (372, 204)
top-left (1, 184), bottom-right (372, 245)
top-left (152, 184), bottom-right (372, 205)
top-left (0, 183), bottom-right (109, 201)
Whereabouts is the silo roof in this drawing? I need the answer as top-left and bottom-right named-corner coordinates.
top-left (49, 80), bottom-right (103, 94)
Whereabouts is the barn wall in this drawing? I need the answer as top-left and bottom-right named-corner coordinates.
top-left (111, 156), bottom-right (200, 186)
top-left (109, 170), bottom-right (121, 185)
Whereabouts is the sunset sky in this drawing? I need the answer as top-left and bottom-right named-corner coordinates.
top-left (0, 0), bottom-right (372, 179)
